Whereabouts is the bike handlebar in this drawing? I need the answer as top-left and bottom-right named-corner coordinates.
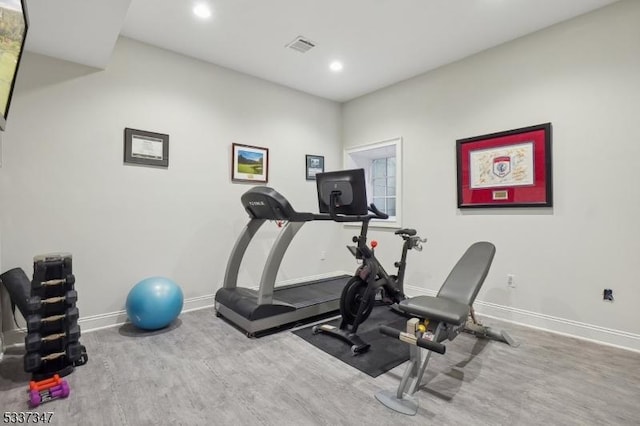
top-left (368, 203), bottom-right (389, 220)
top-left (326, 192), bottom-right (389, 222)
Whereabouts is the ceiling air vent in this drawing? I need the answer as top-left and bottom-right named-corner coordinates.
top-left (285, 36), bottom-right (316, 53)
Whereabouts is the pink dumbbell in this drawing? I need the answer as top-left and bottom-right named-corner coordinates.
top-left (28, 380), bottom-right (70, 408)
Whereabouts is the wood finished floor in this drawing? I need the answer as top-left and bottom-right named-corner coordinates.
top-left (1, 308), bottom-right (639, 426)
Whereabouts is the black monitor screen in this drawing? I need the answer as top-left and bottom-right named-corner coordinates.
top-left (0, 0), bottom-right (28, 131)
top-left (316, 168), bottom-right (368, 215)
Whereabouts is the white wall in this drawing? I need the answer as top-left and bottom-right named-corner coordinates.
top-left (342, 1), bottom-right (640, 350)
top-left (2, 2), bottom-right (638, 352)
top-left (0, 37), bottom-right (345, 336)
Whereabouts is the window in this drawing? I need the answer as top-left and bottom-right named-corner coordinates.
top-left (345, 137), bottom-right (402, 228)
top-left (372, 157), bottom-right (396, 216)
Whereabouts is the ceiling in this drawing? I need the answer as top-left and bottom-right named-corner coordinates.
top-left (24, 0), bottom-right (619, 102)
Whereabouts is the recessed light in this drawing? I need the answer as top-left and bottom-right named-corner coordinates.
top-left (193, 3), bottom-right (212, 19)
top-left (329, 61), bottom-right (344, 72)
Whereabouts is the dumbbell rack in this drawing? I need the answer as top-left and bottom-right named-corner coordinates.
top-left (24, 253), bottom-right (85, 380)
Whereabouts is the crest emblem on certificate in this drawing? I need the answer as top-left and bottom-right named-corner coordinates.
top-left (492, 156), bottom-right (511, 178)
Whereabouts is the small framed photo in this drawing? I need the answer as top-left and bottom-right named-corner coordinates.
top-left (456, 123), bottom-right (552, 208)
top-left (305, 154), bottom-right (325, 180)
top-left (232, 143), bottom-right (269, 183)
top-left (124, 128), bottom-right (169, 168)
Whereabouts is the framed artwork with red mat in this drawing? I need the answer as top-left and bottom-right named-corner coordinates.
top-left (456, 123), bottom-right (552, 208)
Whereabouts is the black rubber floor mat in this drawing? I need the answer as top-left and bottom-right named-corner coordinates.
top-left (292, 306), bottom-right (409, 378)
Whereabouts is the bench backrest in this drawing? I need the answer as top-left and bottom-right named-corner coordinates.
top-left (436, 241), bottom-right (496, 306)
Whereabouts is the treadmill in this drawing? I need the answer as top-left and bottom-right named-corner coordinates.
top-left (215, 186), bottom-right (350, 336)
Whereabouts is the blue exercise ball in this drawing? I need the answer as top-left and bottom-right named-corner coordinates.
top-left (126, 277), bottom-right (184, 330)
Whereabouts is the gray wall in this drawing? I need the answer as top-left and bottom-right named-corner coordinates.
top-left (0, 37), bottom-right (346, 335)
top-left (342, 1), bottom-right (640, 350)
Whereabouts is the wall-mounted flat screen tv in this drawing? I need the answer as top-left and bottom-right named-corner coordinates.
top-left (0, 0), bottom-right (28, 131)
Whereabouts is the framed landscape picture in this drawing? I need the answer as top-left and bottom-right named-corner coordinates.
top-left (232, 143), bottom-right (269, 183)
top-left (456, 123), bottom-right (552, 208)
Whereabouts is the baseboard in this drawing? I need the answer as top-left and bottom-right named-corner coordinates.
top-left (1, 293), bottom-right (218, 350)
top-left (4, 279), bottom-right (638, 355)
top-left (1, 271), bottom-right (351, 350)
top-left (405, 285), bottom-right (640, 353)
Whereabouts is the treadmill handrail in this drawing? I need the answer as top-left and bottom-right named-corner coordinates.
top-left (257, 221), bottom-right (305, 304)
top-left (223, 218), bottom-right (266, 289)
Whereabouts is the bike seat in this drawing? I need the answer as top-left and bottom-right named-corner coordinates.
top-left (394, 228), bottom-right (416, 236)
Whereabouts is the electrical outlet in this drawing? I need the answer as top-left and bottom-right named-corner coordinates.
top-left (320, 251), bottom-right (326, 261)
top-left (507, 274), bottom-right (516, 288)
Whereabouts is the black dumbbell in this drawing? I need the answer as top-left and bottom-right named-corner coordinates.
top-left (31, 274), bottom-right (75, 290)
top-left (27, 290), bottom-right (77, 313)
top-left (24, 342), bottom-right (83, 372)
top-left (27, 307), bottom-right (79, 332)
top-left (33, 255), bottom-right (71, 270)
top-left (25, 324), bottom-right (81, 352)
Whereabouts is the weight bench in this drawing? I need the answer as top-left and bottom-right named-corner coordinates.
top-left (375, 241), bottom-right (496, 415)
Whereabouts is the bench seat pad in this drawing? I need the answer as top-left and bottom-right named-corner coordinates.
top-left (399, 296), bottom-right (470, 325)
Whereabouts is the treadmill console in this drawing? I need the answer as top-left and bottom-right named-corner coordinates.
top-left (241, 187), bottom-right (313, 222)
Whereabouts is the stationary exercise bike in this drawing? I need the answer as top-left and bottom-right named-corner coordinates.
top-left (313, 197), bottom-right (426, 355)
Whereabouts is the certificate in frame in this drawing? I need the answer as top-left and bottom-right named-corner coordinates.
top-left (124, 128), bottom-right (169, 168)
top-left (305, 154), bottom-right (324, 180)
